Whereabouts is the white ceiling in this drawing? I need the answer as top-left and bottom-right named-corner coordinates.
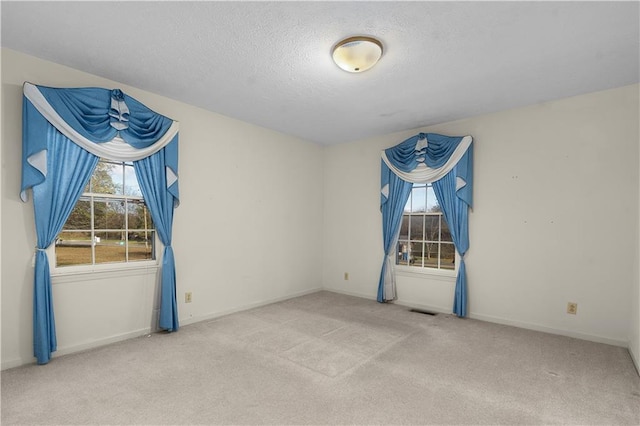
top-left (2, 1), bottom-right (639, 145)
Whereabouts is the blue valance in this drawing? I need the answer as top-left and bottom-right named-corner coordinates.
top-left (381, 133), bottom-right (473, 208)
top-left (384, 132), bottom-right (465, 172)
top-left (37, 85), bottom-right (173, 147)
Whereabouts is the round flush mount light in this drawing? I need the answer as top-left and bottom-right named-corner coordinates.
top-left (331, 36), bottom-right (383, 73)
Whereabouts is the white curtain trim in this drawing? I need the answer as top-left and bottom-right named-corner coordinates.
top-left (20, 150), bottom-right (49, 201)
top-left (381, 183), bottom-right (389, 199)
top-left (166, 166), bottom-right (178, 188)
top-left (383, 254), bottom-right (396, 301)
top-left (24, 82), bottom-right (179, 162)
top-left (381, 135), bottom-right (472, 185)
top-left (383, 232), bottom-right (402, 301)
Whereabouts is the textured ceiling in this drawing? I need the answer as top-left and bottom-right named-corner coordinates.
top-left (2, 1), bottom-right (639, 145)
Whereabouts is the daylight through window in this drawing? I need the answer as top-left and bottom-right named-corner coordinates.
top-left (55, 160), bottom-right (155, 267)
top-left (396, 183), bottom-right (455, 271)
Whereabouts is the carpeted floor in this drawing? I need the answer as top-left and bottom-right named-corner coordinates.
top-left (2, 291), bottom-right (639, 425)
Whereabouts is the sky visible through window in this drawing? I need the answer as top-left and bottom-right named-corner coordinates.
top-left (405, 184), bottom-right (439, 213)
top-left (105, 161), bottom-right (142, 197)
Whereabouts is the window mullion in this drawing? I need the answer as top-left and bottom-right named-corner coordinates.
top-left (90, 194), bottom-right (96, 265)
top-left (124, 201), bottom-right (129, 262)
top-left (54, 159), bottom-right (156, 270)
top-left (422, 188), bottom-right (427, 268)
top-left (437, 214), bottom-right (441, 269)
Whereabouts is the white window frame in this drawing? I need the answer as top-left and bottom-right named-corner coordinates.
top-left (47, 238), bottom-right (161, 278)
top-left (49, 160), bottom-right (161, 277)
top-left (395, 183), bottom-right (458, 280)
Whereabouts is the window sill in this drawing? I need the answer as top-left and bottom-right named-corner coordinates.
top-left (51, 262), bottom-right (160, 284)
top-left (395, 266), bottom-right (457, 282)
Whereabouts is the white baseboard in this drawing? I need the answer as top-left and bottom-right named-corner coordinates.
top-left (4, 286), bottom-right (631, 371)
top-left (323, 287), bottom-right (377, 301)
top-left (1, 358), bottom-right (27, 371)
top-left (323, 288), bottom-right (628, 348)
top-left (629, 344), bottom-right (640, 376)
top-left (2, 288), bottom-right (322, 371)
top-left (3, 288), bottom-right (323, 371)
top-left (2, 327), bottom-right (151, 371)
top-left (179, 287), bottom-right (323, 327)
top-left (467, 311), bottom-right (628, 348)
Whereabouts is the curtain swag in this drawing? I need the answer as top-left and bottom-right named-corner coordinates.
top-left (20, 82), bottom-right (180, 365)
top-left (378, 133), bottom-right (473, 317)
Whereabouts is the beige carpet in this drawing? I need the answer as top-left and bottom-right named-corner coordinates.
top-left (2, 291), bottom-right (639, 425)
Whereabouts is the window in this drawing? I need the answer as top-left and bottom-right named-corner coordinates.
top-left (396, 183), bottom-right (455, 271)
top-left (55, 159), bottom-right (155, 267)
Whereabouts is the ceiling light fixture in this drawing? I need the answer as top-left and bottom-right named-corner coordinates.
top-left (331, 36), bottom-right (383, 73)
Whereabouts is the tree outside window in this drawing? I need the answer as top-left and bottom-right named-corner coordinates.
top-left (55, 160), bottom-right (155, 267)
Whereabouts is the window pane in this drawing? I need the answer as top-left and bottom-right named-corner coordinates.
top-left (91, 162), bottom-right (121, 195)
top-left (441, 216), bottom-right (453, 242)
top-left (124, 164), bottom-right (142, 197)
top-left (424, 216), bottom-right (440, 242)
top-left (129, 231), bottom-right (155, 261)
top-left (441, 243), bottom-right (456, 270)
top-left (427, 185), bottom-right (440, 212)
top-left (424, 242), bottom-right (439, 268)
top-left (409, 215), bottom-right (424, 240)
top-left (55, 231), bottom-right (92, 266)
top-left (94, 231), bottom-right (126, 264)
top-left (108, 162), bottom-right (124, 195)
top-left (409, 242), bottom-right (424, 267)
top-left (94, 199), bottom-right (126, 230)
top-left (403, 192), bottom-right (412, 212)
top-left (57, 159), bottom-right (156, 269)
top-left (127, 200), bottom-right (154, 230)
top-left (411, 186), bottom-right (426, 213)
top-left (397, 241), bottom-right (409, 266)
top-left (398, 215), bottom-right (409, 240)
top-left (64, 200), bottom-right (91, 230)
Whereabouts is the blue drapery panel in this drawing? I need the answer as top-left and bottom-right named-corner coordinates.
top-left (378, 163), bottom-right (413, 302)
top-left (21, 83), bottom-right (180, 364)
top-left (432, 163), bottom-right (472, 317)
top-left (134, 147), bottom-right (179, 331)
top-left (379, 133), bottom-right (473, 316)
top-left (31, 129), bottom-right (99, 364)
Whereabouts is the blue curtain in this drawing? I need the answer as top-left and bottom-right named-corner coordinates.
top-left (433, 142), bottom-right (473, 316)
top-left (30, 129), bottom-right (99, 364)
top-left (134, 145), bottom-right (179, 331)
top-left (432, 168), bottom-right (470, 317)
top-left (378, 133), bottom-right (473, 315)
top-left (378, 163), bottom-right (413, 302)
top-left (21, 83), bottom-right (180, 364)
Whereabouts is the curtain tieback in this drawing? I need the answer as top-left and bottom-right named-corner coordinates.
top-left (32, 248), bottom-right (46, 268)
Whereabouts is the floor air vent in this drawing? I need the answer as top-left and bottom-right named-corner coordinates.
top-left (409, 308), bottom-right (438, 316)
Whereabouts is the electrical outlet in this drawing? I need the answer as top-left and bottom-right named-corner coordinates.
top-left (567, 302), bottom-right (577, 315)
top-left (344, 272), bottom-right (349, 280)
top-left (185, 292), bottom-right (192, 303)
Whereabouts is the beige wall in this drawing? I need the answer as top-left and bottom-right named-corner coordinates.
top-left (1, 49), bottom-right (325, 369)
top-left (633, 83), bottom-right (640, 371)
top-left (323, 84), bottom-right (640, 352)
top-left (3, 48), bottom-right (639, 370)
